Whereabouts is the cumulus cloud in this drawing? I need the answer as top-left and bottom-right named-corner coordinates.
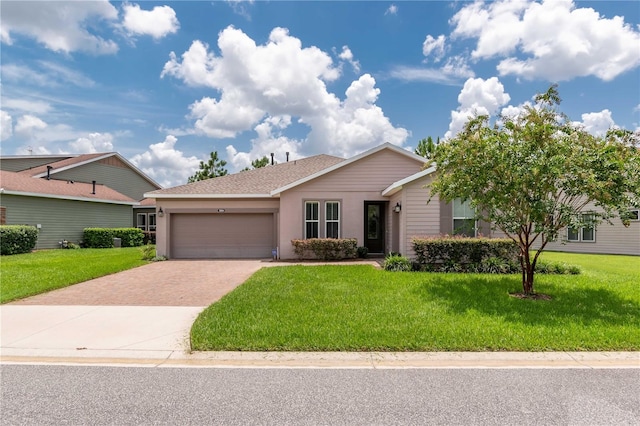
top-left (122, 3), bottom-right (180, 39)
top-left (338, 46), bottom-right (361, 73)
top-left (69, 132), bottom-right (115, 153)
top-left (577, 109), bottom-right (616, 136)
top-left (450, 0), bottom-right (640, 81)
top-left (227, 115), bottom-right (302, 170)
top-left (385, 4), bottom-right (398, 16)
top-left (422, 35), bottom-right (446, 62)
top-left (162, 26), bottom-right (408, 159)
top-left (130, 135), bottom-right (201, 187)
top-left (1, 110), bottom-right (13, 141)
top-left (14, 114), bottom-right (48, 138)
top-left (445, 77), bottom-right (511, 139)
top-left (0, 0), bottom-right (119, 54)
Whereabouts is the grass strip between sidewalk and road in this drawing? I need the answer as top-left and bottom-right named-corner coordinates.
top-left (1, 248), bottom-right (148, 304)
top-left (191, 252), bottom-right (639, 352)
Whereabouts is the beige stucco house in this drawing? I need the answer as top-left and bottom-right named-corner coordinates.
top-left (146, 143), bottom-right (639, 259)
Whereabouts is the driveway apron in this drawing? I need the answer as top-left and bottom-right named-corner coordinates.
top-left (1, 260), bottom-right (267, 356)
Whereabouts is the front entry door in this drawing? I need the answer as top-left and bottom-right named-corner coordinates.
top-left (364, 201), bottom-right (386, 255)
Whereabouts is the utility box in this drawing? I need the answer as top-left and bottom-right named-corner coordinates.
top-left (113, 238), bottom-right (122, 248)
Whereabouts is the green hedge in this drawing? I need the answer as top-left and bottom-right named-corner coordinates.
top-left (291, 238), bottom-right (358, 260)
top-left (83, 228), bottom-right (145, 248)
top-left (1, 225), bottom-right (38, 255)
top-left (412, 236), bottom-right (519, 271)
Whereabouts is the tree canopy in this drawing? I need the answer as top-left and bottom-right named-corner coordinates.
top-left (415, 136), bottom-right (439, 159)
top-left (187, 151), bottom-right (228, 183)
top-left (242, 156), bottom-right (270, 171)
top-left (429, 85), bottom-right (640, 295)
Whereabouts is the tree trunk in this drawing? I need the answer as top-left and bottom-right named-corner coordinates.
top-left (520, 249), bottom-right (535, 295)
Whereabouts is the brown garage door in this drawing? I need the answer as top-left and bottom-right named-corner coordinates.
top-left (170, 213), bottom-right (275, 259)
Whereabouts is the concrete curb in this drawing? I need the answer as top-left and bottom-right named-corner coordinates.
top-left (2, 350), bottom-right (638, 369)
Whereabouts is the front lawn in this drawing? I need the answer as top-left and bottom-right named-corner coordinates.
top-left (191, 253), bottom-right (640, 351)
top-left (1, 248), bottom-right (148, 303)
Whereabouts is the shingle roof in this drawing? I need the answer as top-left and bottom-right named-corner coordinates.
top-left (17, 153), bottom-right (108, 177)
top-left (0, 171), bottom-right (136, 204)
top-left (148, 154), bottom-right (345, 197)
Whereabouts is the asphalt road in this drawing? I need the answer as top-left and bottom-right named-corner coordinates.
top-left (1, 365), bottom-right (638, 425)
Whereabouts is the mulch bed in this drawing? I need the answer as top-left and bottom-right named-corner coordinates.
top-left (509, 292), bottom-right (552, 300)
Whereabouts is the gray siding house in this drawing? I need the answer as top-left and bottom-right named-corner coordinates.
top-left (0, 153), bottom-right (162, 248)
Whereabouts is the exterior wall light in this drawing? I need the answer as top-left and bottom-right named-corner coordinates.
top-left (394, 202), bottom-right (402, 213)
top-left (158, 207), bottom-right (164, 217)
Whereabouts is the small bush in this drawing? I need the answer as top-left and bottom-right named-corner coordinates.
top-left (291, 238), bottom-right (358, 260)
top-left (535, 260), bottom-right (581, 275)
top-left (477, 257), bottom-right (519, 274)
top-left (384, 254), bottom-right (412, 272)
top-left (66, 242), bottom-right (81, 250)
top-left (140, 244), bottom-right (156, 261)
top-left (0, 225), bottom-right (38, 255)
top-left (356, 246), bottom-right (369, 259)
top-left (83, 228), bottom-right (145, 248)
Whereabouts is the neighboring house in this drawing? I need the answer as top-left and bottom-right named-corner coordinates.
top-left (147, 143), bottom-right (639, 259)
top-left (0, 153), bottom-right (162, 248)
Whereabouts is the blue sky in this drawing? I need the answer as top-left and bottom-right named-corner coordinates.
top-left (1, 0), bottom-right (639, 187)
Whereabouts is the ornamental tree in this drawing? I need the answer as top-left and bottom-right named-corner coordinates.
top-left (429, 86), bottom-right (640, 295)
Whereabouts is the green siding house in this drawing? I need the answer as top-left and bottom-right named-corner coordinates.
top-left (0, 153), bottom-right (162, 248)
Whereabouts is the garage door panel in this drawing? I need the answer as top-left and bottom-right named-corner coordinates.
top-left (171, 213), bottom-right (274, 259)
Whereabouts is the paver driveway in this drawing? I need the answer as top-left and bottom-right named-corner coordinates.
top-left (9, 260), bottom-right (269, 307)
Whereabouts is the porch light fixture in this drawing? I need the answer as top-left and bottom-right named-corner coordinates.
top-left (158, 207), bottom-right (164, 217)
top-left (394, 202), bottom-right (402, 213)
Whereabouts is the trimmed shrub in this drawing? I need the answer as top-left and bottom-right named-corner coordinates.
top-left (535, 260), bottom-right (581, 275)
top-left (384, 254), bottom-right (412, 272)
top-left (291, 238), bottom-right (358, 260)
top-left (356, 246), bottom-right (369, 259)
top-left (83, 228), bottom-right (145, 248)
top-left (411, 236), bottom-right (519, 273)
top-left (0, 225), bottom-right (38, 255)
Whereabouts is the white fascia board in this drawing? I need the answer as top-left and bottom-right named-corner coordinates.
top-left (381, 166), bottom-right (437, 196)
top-left (144, 193), bottom-right (273, 199)
top-left (2, 190), bottom-right (138, 205)
top-left (271, 143), bottom-right (426, 195)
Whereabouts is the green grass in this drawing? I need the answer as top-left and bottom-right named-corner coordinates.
top-left (191, 253), bottom-right (640, 351)
top-left (1, 248), bottom-right (148, 303)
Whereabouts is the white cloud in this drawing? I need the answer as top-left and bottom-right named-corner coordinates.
top-left (385, 4), bottom-right (398, 16)
top-left (15, 145), bottom-right (52, 155)
top-left (1, 110), bottom-right (13, 141)
top-left (162, 26), bottom-right (408, 158)
top-left (14, 114), bottom-right (48, 138)
top-left (1, 62), bottom-right (96, 88)
top-left (445, 77), bottom-right (510, 139)
top-left (68, 132), bottom-right (114, 153)
top-left (0, 0), bottom-right (119, 54)
top-left (338, 45), bottom-right (361, 73)
top-left (451, 0), bottom-right (640, 81)
top-left (2, 98), bottom-right (52, 115)
top-left (226, 115), bottom-right (302, 170)
top-left (577, 109), bottom-right (616, 136)
top-left (122, 3), bottom-right (180, 40)
top-left (130, 135), bottom-right (201, 187)
top-left (389, 56), bottom-right (474, 85)
top-left (422, 34), bottom-right (446, 62)
top-left (225, 0), bottom-right (255, 19)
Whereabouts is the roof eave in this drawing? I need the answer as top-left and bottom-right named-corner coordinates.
top-left (1, 190), bottom-right (138, 205)
top-left (145, 193), bottom-right (274, 199)
top-left (381, 166), bottom-right (437, 196)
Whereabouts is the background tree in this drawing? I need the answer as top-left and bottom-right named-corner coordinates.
top-left (415, 136), bottom-right (439, 159)
top-left (242, 156), bottom-right (270, 171)
top-left (187, 151), bottom-right (228, 183)
top-left (429, 85), bottom-right (640, 296)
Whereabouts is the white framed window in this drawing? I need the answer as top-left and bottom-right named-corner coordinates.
top-left (325, 201), bottom-right (340, 239)
top-left (136, 213), bottom-right (147, 230)
top-left (305, 201), bottom-right (319, 239)
top-left (148, 213), bottom-right (157, 232)
top-left (568, 213), bottom-right (596, 242)
top-left (453, 198), bottom-right (476, 237)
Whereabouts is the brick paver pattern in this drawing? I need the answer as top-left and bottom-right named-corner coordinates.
top-left (10, 260), bottom-right (267, 307)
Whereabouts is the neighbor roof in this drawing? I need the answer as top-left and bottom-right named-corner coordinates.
top-left (11, 152), bottom-right (161, 189)
top-left (147, 154), bottom-right (345, 198)
top-left (0, 170), bottom-right (137, 205)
